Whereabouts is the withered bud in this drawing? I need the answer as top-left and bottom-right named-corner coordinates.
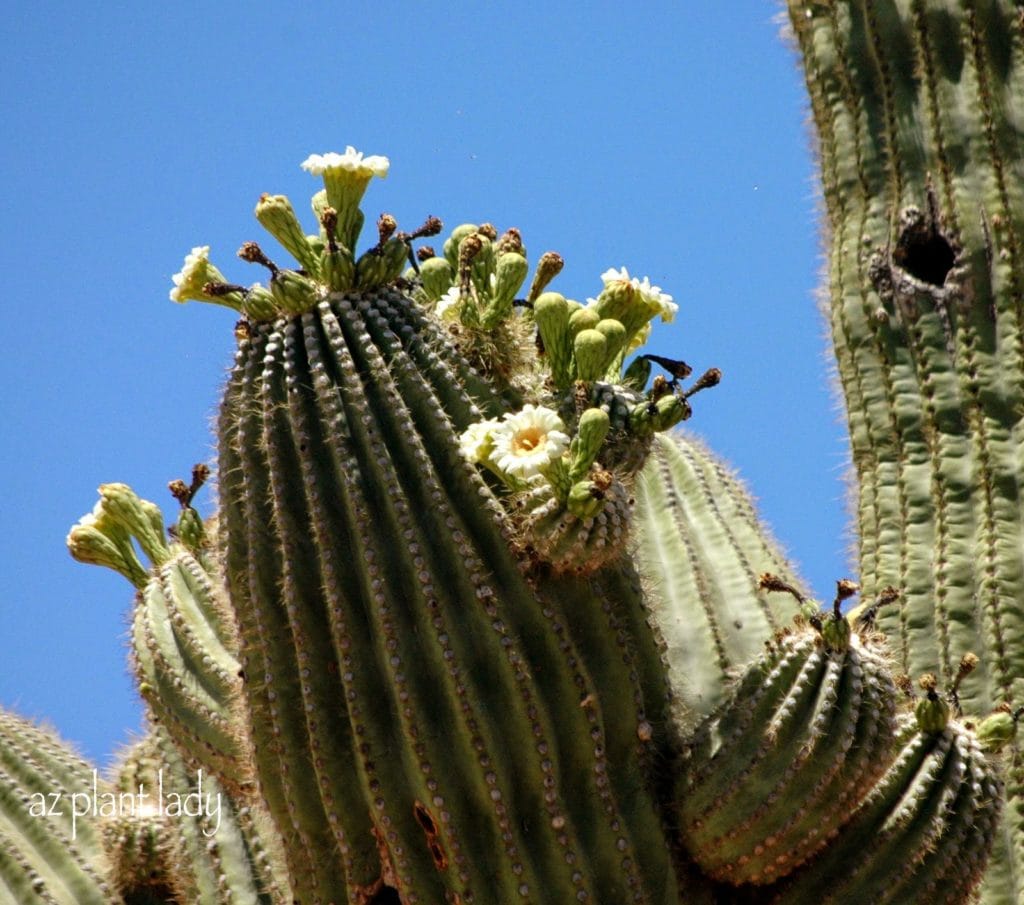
top-left (958, 652), bottom-right (980, 677)
top-left (895, 674), bottom-right (915, 696)
top-left (761, 573), bottom-right (808, 609)
top-left (496, 227), bottom-right (523, 255)
top-left (683, 367), bottom-right (722, 399)
top-left (527, 252), bottom-right (565, 303)
top-left (168, 479), bottom-right (190, 504)
top-left (458, 234), bottom-right (484, 265)
top-left (477, 223), bottom-right (498, 240)
top-left (237, 241), bottom-right (278, 273)
top-left (650, 374), bottom-right (671, 400)
top-left (320, 206), bottom-right (339, 237)
top-left (376, 213), bottom-right (398, 247)
top-left (836, 579), bottom-right (860, 600)
top-left (416, 245), bottom-right (437, 261)
top-left (918, 673), bottom-right (939, 694)
top-left (409, 215), bottom-right (443, 239)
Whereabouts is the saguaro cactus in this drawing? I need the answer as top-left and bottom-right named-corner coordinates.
top-left (12, 2), bottom-right (1024, 903)
top-left (786, 1), bottom-right (1024, 899)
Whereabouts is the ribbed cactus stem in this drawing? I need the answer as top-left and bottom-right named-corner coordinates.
top-left (219, 291), bottom-right (689, 903)
top-left (0, 708), bottom-right (117, 904)
top-left (633, 432), bottom-right (802, 719)
top-left (788, 2), bottom-right (1024, 897)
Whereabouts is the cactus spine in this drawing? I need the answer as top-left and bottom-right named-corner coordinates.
top-left (788, 1), bottom-right (1024, 898)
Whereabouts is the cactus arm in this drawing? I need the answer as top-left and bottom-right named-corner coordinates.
top-left (0, 709), bottom-right (118, 904)
top-left (106, 727), bottom-right (288, 904)
top-left (788, 2), bottom-right (1024, 898)
top-left (633, 432), bottom-right (802, 718)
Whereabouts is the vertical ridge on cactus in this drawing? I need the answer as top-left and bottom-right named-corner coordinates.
top-left (0, 709), bottom-right (116, 904)
top-left (786, 2), bottom-right (1024, 898)
top-left (633, 432), bottom-right (802, 719)
top-left (219, 289), bottom-right (685, 903)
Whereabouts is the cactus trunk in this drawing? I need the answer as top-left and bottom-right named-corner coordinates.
top-left (787, 1), bottom-right (1024, 899)
top-left (218, 291), bottom-right (690, 904)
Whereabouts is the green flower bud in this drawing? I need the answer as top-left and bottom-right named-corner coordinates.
top-left (568, 306), bottom-right (601, 336)
top-left (915, 676), bottom-right (951, 733)
top-left (630, 394), bottom-right (692, 436)
top-left (569, 408), bottom-right (611, 482)
top-left (595, 318), bottom-right (627, 377)
top-left (241, 284), bottom-right (279, 320)
top-left (470, 235), bottom-right (496, 296)
top-left (573, 329), bottom-right (609, 381)
top-left (270, 270), bottom-right (319, 314)
top-left (443, 223), bottom-right (480, 273)
top-left (819, 613), bottom-right (852, 652)
top-left (97, 483), bottom-right (170, 568)
top-left (355, 237), bottom-right (409, 289)
top-left (176, 506), bottom-right (205, 554)
top-left (419, 256), bottom-right (454, 302)
top-left (482, 252), bottom-right (529, 327)
top-left (66, 520), bottom-right (149, 588)
top-left (567, 480), bottom-right (605, 519)
top-left (255, 194), bottom-right (320, 276)
top-left (321, 247), bottom-right (355, 292)
top-left (534, 292), bottom-right (573, 388)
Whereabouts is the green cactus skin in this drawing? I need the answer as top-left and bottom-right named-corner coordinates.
top-left (787, 1), bottom-right (1024, 897)
top-left (132, 548), bottom-right (250, 795)
top-left (106, 728), bottom-right (288, 905)
top-left (218, 289), bottom-right (692, 904)
top-left (768, 716), bottom-right (1002, 905)
top-left (633, 433), bottom-right (802, 719)
top-left (0, 708), bottom-right (118, 904)
top-left (675, 623), bottom-right (897, 886)
top-left (67, 484), bottom-right (251, 796)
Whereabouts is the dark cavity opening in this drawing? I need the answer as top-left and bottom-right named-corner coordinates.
top-left (368, 886), bottom-right (402, 905)
top-left (895, 226), bottom-right (955, 287)
top-left (413, 801), bottom-right (437, 834)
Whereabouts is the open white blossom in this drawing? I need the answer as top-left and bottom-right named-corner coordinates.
top-left (300, 147), bottom-right (390, 179)
top-left (170, 246), bottom-right (213, 302)
top-left (458, 419), bottom-right (500, 463)
top-left (599, 266), bottom-right (678, 323)
top-left (435, 285), bottom-right (463, 320)
top-left (491, 405), bottom-right (570, 478)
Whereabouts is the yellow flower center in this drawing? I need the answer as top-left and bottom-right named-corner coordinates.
top-left (513, 428), bottom-right (544, 454)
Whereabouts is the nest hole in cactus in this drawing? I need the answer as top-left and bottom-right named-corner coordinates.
top-left (368, 885), bottom-right (402, 905)
top-left (893, 216), bottom-right (956, 287)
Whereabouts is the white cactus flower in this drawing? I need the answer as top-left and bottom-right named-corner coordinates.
top-left (491, 405), bottom-right (570, 478)
top-left (599, 266), bottom-right (678, 323)
top-left (458, 419), bottom-right (501, 463)
top-left (170, 246), bottom-right (213, 302)
top-left (300, 147), bottom-right (390, 179)
top-left (435, 285), bottom-right (463, 320)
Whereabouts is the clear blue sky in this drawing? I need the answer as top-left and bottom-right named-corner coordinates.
top-left (1, 2), bottom-right (845, 767)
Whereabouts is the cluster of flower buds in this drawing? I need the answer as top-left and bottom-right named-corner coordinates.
top-left (170, 147), bottom-right (444, 320)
